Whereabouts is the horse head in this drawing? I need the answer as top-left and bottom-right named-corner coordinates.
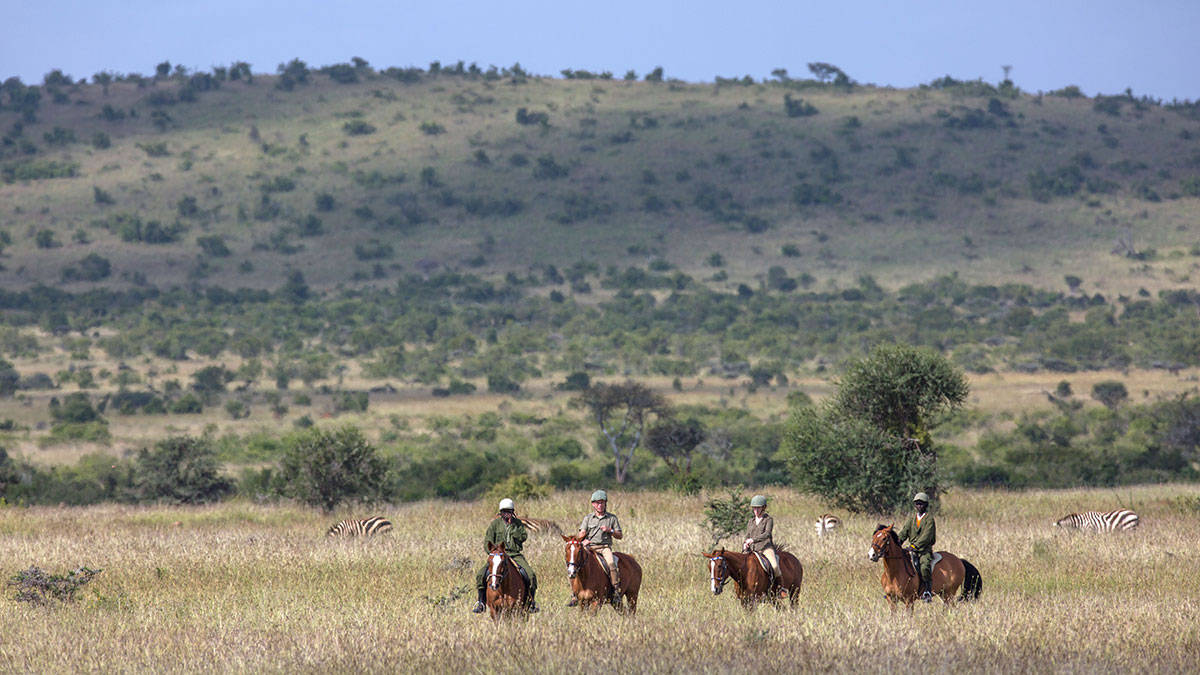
top-left (703, 549), bottom-right (730, 595)
top-left (486, 542), bottom-right (508, 589)
top-left (868, 524), bottom-right (896, 562)
top-left (562, 534), bottom-right (585, 579)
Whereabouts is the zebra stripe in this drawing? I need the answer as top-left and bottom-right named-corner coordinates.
top-left (1054, 509), bottom-right (1139, 532)
top-left (326, 516), bottom-right (393, 537)
top-left (518, 517), bottom-right (562, 536)
top-left (815, 513), bottom-right (841, 537)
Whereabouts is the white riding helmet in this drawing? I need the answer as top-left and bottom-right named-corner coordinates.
top-left (498, 498), bottom-right (515, 511)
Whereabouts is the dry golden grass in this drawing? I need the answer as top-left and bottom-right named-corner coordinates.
top-left (2, 485), bottom-right (1198, 672)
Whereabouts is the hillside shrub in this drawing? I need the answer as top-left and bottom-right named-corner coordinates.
top-left (784, 94), bottom-right (818, 117)
top-left (61, 254), bottom-right (112, 282)
top-left (2, 159), bottom-right (78, 183)
top-left (343, 119), bottom-right (375, 135)
top-left (133, 435), bottom-right (234, 504)
top-left (277, 425), bottom-right (387, 510)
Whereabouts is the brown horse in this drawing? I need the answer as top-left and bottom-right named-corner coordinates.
top-left (703, 549), bottom-right (803, 609)
top-left (561, 535), bottom-right (642, 614)
top-left (868, 524), bottom-right (982, 612)
top-left (485, 542), bottom-right (530, 621)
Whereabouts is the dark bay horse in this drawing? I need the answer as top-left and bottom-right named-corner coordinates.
top-left (868, 524), bottom-right (982, 612)
top-left (703, 549), bottom-right (803, 609)
top-left (485, 542), bottom-right (530, 620)
top-left (561, 535), bottom-right (642, 614)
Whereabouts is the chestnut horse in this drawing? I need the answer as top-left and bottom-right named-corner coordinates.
top-left (561, 535), bottom-right (642, 614)
top-left (868, 524), bottom-right (982, 612)
top-left (485, 542), bottom-right (530, 620)
top-left (703, 548), bottom-right (803, 609)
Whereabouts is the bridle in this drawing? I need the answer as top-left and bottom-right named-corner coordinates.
top-left (708, 555), bottom-right (731, 595)
top-left (565, 539), bottom-right (583, 579)
top-left (486, 550), bottom-right (509, 589)
top-left (869, 530), bottom-right (906, 562)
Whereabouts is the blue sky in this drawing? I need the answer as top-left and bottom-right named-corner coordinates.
top-left (4, 0), bottom-right (1198, 100)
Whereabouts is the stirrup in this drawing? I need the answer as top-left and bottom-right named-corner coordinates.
top-left (528, 602), bottom-right (539, 613)
top-left (921, 591), bottom-right (932, 603)
top-left (471, 601), bottom-right (486, 613)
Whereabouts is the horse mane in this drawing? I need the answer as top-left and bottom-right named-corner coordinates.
top-left (874, 524), bottom-right (900, 546)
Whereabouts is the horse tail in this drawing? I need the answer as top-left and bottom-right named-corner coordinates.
top-left (959, 559), bottom-right (982, 602)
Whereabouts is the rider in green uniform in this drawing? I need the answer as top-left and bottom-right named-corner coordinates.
top-left (471, 498), bottom-right (538, 613)
top-left (896, 492), bottom-right (936, 602)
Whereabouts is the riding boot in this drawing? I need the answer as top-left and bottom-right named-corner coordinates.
top-left (920, 578), bottom-right (932, 603)
top-left (526, 586), bottom-right (539, 613)
top-left (609, 574), bottom-right (623, 606)
top-left (471, 587), bottom-right (486, 613)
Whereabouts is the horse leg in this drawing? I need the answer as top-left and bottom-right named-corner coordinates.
top-left (624, 590), bottom-right (637, 615)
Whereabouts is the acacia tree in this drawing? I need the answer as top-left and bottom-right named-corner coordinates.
top-left (646, 417), bottom-right (705, 490)
top-left (781, 343), bottom-right (968, 513)
top-left (573, 381), bottom-right (669, 484)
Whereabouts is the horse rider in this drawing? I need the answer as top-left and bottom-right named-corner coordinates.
top-left (472, 498), bottom-right (538, 613)
top-left (896, 491), bottom-right (936, 602)
top-left (567, 489), bottom-right (624, 606)
top-left (743, 494), bottom-right (784, 596)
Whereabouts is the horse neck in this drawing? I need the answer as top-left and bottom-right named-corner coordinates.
top-left (723, 551), bottom-right (753, 586)
top-left (570, 543), bottom-right (604, 583)
top-left (879, 538), bottom-right (912, 582)
top-left (496, 553), bottom-right (522, 593)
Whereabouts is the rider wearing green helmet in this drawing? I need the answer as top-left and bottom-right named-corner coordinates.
top-left (471, 497), bottom-right (538, 614)
top-left (567, 489), bottom-right (624, 606)
top-left (743, 495), bottom-right (783, 595)
top-left (896, 492), bottom-right (937, 602)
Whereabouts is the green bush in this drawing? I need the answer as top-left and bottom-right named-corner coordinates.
top-left (484, 473), bottom-right (552, 502)
top-left (278, 425), bottom-right (387, 510)
top-left (703, 488), bottom-right (750, 546)
top-left (343, 119), bottom-right (376, 135)
top-left (2, 159), bottom-right (79, 183)
top-left (133, 435), bottom-right (234, 504)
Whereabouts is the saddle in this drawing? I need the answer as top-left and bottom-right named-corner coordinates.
top-left (591, 551), bottom-right (612, 577)
top-left (751, 551), bottom-right (777, 587)
top-left (905, 548), bottom-right (943, 575)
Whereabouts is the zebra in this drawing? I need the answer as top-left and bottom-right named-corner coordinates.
top-left (815, 513), bottom-right (841, 537)
top-left (518, 517), bottom-right (563, 536)
top-left (326, 516), bottom-right (393, 537)
top-left (1054, 509), bottom-right (1139, 532)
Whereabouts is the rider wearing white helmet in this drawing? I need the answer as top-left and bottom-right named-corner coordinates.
top-left (471, 498), bottom-right (538, 613)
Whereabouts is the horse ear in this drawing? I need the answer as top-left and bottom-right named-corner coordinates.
top-left (561, 534), bottom-right (570, 542)
top-left (874, 524), bottom-right (887, 532)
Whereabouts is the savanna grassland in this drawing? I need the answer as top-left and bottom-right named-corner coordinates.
top-left (3, 485), bottom-right (1199, 673)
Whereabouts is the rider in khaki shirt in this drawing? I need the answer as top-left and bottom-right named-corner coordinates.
top-left (743, 494), bottom-right (783, 595)
top-left (567, 489), bottom-right (623, 606)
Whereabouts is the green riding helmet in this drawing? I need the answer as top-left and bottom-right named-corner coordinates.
top-left (591, 489), bottom-right (608, 502)
top-left (913, 492), bottom-right (931, 504)
top-left (750, 495), bottom-right (768, 507)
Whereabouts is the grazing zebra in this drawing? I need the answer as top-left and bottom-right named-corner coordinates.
top-left (326, 516), bottom-right (393, 537)
top-left (814, 513), bottom-right (841, 537)
top-left (518, 517), bottom-right (563, 536)
top-left (1054, 509), bottom-right (1139, 532)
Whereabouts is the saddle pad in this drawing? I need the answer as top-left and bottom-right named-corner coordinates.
top-left (751, 551), bottom-right (775, 583)
top-left (592, 551), bottom-right (611, 576)
top-left (931, 552), bottom-right (943, 569)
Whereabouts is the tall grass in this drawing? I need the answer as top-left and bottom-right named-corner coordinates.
top-left (2, 485), bottom-right (1198, 672)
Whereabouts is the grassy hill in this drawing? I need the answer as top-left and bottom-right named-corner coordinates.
top-left (3, 64), bottom-right (1199, 295)
top-left (3, 62), bottom-right (1200, 488)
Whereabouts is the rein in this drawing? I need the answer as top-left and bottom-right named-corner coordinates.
top-left (709, 555), bottom-right (732, 588)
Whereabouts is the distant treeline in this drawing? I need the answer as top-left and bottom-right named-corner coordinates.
top-left (4, 270), bottom-right (1200, 388)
